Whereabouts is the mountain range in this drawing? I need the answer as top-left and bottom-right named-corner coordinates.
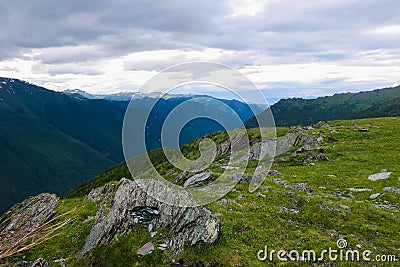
top-left (0, 78), bottom-right (262, 213)
top-left (2, 77), bottom-right (400, 213)
top-left (245, 85), bottom-right (400, 127)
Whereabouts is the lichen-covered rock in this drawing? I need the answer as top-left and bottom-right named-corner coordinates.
top-left (249, 130), bottom-right (323, 160)
top-left (81, 178), bottom-right (221, 256)
top-left (86, 183), bottom-right (117, 203)
top-left (0, 193), bottom-right (59, 233)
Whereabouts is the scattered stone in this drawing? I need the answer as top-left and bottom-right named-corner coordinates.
top-left (273, 178), bottom-right (315, 195)
top-left (302, 153), bottom-right (316, 163)
top-left (348, 188), bottom-right (372, 192)
top-left (373, 204), bottom-right (399, 211)
top-left (370, 193), bottom-right (382, 199)
top-left (157, 240), bottom-right (172, 251)
top-left (217, 199), bottom-right (228, 205)
top-left (283, 192), bottom-right (299, 197)
top-left (319, 155), bottom-right (329, 161)
top-left (256, 193), bottom-right (266, 198)
top-left (295, 144), bottom-right (314, 154)
top-left (356, 244), bottom-right (362, 250)
top-left (325, 174), bottom-right (337, 177)
top-left (319, 186), bottom-right (326, 189)
top-left (368, 171), bottom-right (391, 181)
top-left (53, 258), bottom-right (66, 267)
top-left (273, 178), bottom-right (286, 186)
top-left (317, 204), bottom-right (346, 216)
top-left (31, 258), bottom-right (50, 267)
top-left (280, 206), bottom-right (300, 214)
top-left (267, 170), bottom-right (283, 176)
top-left (383, 187), bottom-right (400, 193)
top-left (137, 242), bottom-right (155, 256)
top-left (183, 171), bottom-right (214, 188)
top-left (329, 231), bottom-right (338, 237)
top-left (286, 183), bottom-right (316, 195)
top-left (258, 186), bottom-right (271, 192)
top-left (237, 194), bottom-right (245, 200)
top-left (358, 128), bottom-right (371, 132)
top-left (336, 204), bottom-right (351, 210)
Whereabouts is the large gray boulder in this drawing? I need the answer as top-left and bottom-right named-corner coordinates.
top-left (250, 130), bottom-right (323, 160)
top-left (81, 178), bottom-right (221, 256)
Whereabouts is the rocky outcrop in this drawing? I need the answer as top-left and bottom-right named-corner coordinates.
top-left (250, 130), bottom-right (323, 160)
top-left (0, 193), bottom-right (59, 233)
top-left (173, 170), bottom-right (189, 184)
top-left (273, 178), bottom-right (316, 195)
top-left (0, 194), bottom-right (59, 263)
top-left (81, 178), bottom-right (221, 256)
top-left (183, 171), bottom-right (214, 188)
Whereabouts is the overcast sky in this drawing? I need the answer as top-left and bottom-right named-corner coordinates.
top-left (0, 0), bottom-right (399, 99)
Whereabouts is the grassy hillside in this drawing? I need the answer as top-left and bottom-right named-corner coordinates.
top-left (349, 97), bottom-right (400, 119)
top-left (246, 85), bottom-right (400, 127)
top-left (0, 78), bottom-right (120, 213)
top-left (5, 117), bottom-right (399, 266)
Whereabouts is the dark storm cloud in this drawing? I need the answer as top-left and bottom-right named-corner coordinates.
top-left (0, 0), bottom-right (230, 60)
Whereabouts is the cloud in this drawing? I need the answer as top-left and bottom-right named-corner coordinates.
top-left (0, 0), bottom-right (399, 98)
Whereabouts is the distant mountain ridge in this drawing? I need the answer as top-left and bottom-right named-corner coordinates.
top-left (246, 85), bottom-right (400, 127)
top-left (0, 78), bottom-right (262, 213)
top-left (63, 89), bottom-right (197, 102)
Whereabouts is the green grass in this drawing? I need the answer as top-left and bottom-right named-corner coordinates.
top-left (7, 117), bottom-right (400, 266)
